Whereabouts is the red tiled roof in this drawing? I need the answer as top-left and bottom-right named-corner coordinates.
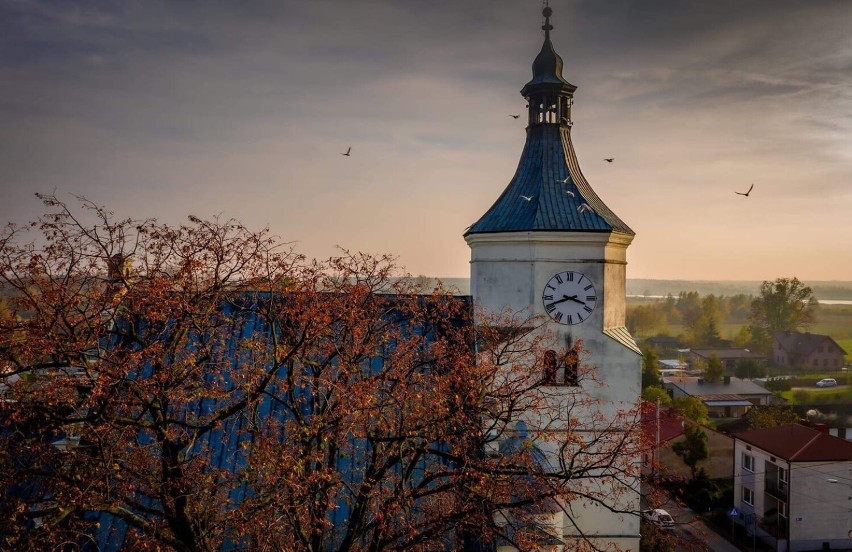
top-left (640, 402), bottom-right (686, 444)
top-left (736, 423), bottom-right (852, 462)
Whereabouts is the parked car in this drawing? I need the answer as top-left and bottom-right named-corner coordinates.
top-left (642, 508), bottom-right (675, 530)
top-left (816, 378), bottom-right (838, 388)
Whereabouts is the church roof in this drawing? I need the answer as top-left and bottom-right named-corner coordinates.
top-left (465, 125), bottom-right (633, 235)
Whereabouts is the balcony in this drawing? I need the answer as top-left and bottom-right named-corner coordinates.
top-left (764, 479), bottom-right (788, 502)
top-left (759, 512), bottom-right (788, 539)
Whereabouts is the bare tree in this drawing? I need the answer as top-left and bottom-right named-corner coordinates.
top-left (1, 196), bottom-right (641, 551)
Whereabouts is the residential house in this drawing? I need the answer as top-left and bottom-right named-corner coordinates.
top-left (664, 376), bottom-right (772, 419)
top-left (733, 423), bottom-right (852, 551)
top-left (690, 348), bottom-right (765, 371)
top-left (773, 331), bottom-right (847, 372)
top-left (643, 335), bottom-right (683, 355)
top-left (640, 403), bottom-right (733, 480)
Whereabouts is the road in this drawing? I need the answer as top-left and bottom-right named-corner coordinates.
top-left (656, 497), bottom-right (742, 552)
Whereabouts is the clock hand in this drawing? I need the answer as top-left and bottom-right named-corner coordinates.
top-left (548, 294), bottom-right (572, 306)
top-left (568, 296), bottom-right (586, 305)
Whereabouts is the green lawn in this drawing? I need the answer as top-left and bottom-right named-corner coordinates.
top-left (781, 386), bottom-right (852, 405)
top-left (836, 338), bottom-right (852, 362)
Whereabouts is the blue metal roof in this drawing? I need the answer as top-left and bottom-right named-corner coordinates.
top-left (465, 125), bottom-right (634, 236)
top-left (81, 294), bottom-right (475, 551)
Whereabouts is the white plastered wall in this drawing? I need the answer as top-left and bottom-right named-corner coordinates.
top-left (466, 230), bottom-right (641, 548)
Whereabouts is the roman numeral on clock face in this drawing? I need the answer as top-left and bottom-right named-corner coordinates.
top-left (542, 271), bottom-right (596, 326)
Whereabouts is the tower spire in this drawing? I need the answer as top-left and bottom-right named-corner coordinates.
top-left (522, 5), bottom-right (576, 126)
top-left (465, 5), bottom-right (632, 238)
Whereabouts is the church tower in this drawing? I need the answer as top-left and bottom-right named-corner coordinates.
top-left (464, 7), bottom-right (641, 549)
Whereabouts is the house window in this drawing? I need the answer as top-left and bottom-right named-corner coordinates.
top-left (779, 466), bottom-right (788, 484)
top-left (742, 452), bottom-right (755, 472)
top-left (743, 486), bottom-right (754, 506)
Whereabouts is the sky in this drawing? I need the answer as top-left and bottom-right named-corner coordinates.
top-left (1, 0), bottom-right (851, 281)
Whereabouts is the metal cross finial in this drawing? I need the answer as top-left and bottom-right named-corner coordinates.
top-left (542, 3), bottom-right (553, 36)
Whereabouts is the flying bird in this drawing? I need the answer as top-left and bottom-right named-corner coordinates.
top-left (735, 183), bottom-right (754, 197)
top-left (604, 158), bottom-right (614, 163)
top-left (578, 203), bottom-right (593, 214)
top-left (565, 190), bottom-right (575, 197)
top-left (509, 114), bottom-right (520, 119)
top-left (520, 195), bottom-right (533, 201)
top-left (341, 147), bottom-right (351, 156)
top-left (556, 176), bottom-right (571, 183)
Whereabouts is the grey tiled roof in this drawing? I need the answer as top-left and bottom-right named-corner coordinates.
top-left (691, 348), bottom-right (764, 360)
top-left (773, 331), bottom-right (847, 356)
top-left (668, 377), bottom-right (772, 398)
top-left (465, 125), bottom-right (633, 236)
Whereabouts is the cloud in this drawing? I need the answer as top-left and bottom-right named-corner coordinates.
top-left (0, 0), bottom-right (851, 279)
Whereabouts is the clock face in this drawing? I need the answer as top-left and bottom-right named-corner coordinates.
top-left (542, 271), bottom-right (597, 325)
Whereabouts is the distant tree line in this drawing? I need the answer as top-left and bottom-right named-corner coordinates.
top-left (628, 278), bottom-right (818, 354)
top-left (627, 292), bottom-right (751, 344)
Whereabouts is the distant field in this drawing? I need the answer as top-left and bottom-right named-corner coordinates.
top-left (814, 304), bottom-right (852, 338)
top-left (838, 339), bottom-right (852, 362)
top-left (626, 279), bottom-right (852, 301)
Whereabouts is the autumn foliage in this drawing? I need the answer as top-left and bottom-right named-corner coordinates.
top-left (0, 196), bottom-right (641, 551)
